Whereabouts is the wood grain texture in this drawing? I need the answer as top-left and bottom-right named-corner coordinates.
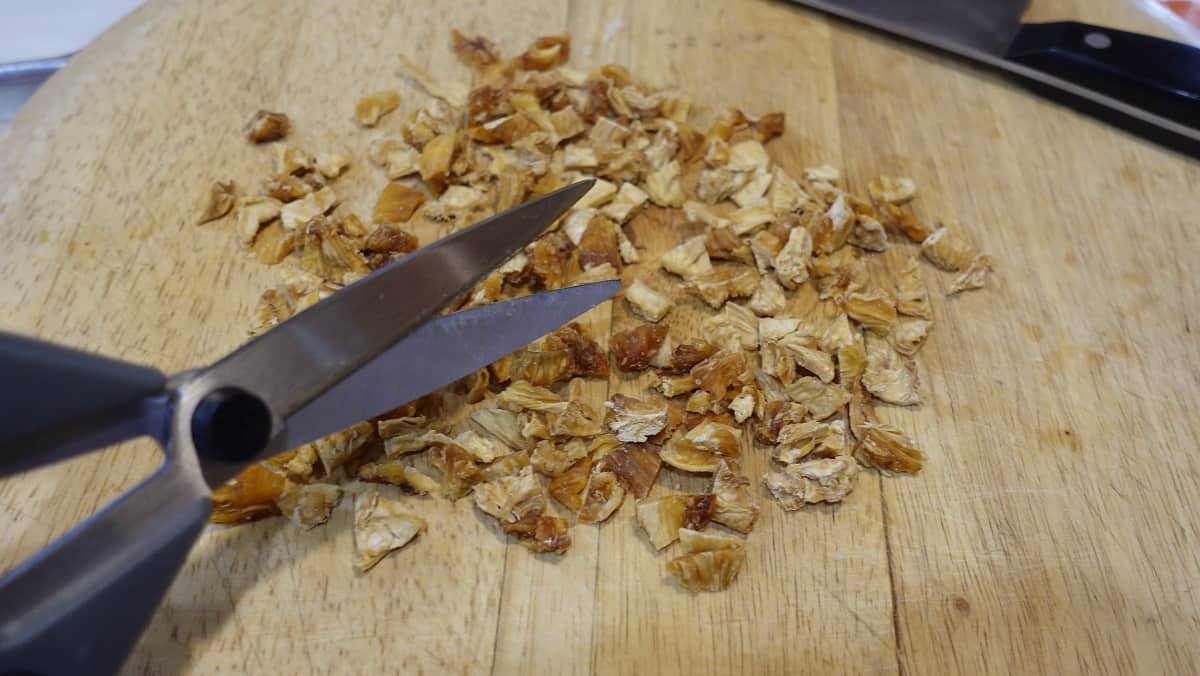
top-left (1, 0), bottom-right (1198, 674)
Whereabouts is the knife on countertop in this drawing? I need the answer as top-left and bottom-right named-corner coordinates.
top-left (786, 0), bottom-right (1200, 158)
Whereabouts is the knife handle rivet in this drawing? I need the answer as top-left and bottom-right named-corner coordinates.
top-left (1084, 32), bottom-right (1112, 50)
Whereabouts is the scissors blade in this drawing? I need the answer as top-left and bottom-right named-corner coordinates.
top-left (277, 280), bottom-right (618, 458)
top-left (192, 180), bottom-right (593, 425)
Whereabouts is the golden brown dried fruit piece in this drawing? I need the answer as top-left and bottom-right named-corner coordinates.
top-left (373, 182), bottom-right (426, 224)
top-left (355, 90), bottom-right (402, 127)
top-left (636, 493), bottom-right (716, 549)
top-left (863, 334), bottom-right (921, 406)
top-left (600, 443), bottom-right (663, 498)
top-left (661, 420), bottom-right (741, 473)
top-left (474, 465), bottom-right (546, 523)
top-left (763, 456), bottom-right (860, 508)
top-left (353, 490), bottom-right (426, 572)
top-left (276, 483), bottom-right (343, 529)
top-left (606, 394), bottom-right (669, 443)
top-left (198, 180), bottom-right (237, 224)
top-left (857, 423), bottom-right (925, 473)
top-left (922, 221), bottom-right (977, 272)
top-left (503, 515), bottom-right (572, 554)
top-left (577, 471), bottom-right (626, 523)
top-left (247, 110), bottom-right (290, 143)
top-left (624, 278), bottom-right (673, 322)
top-left (611, 324), bottom-right (668, 371)
top-left (668, 530), bottom-right (746, 592)
top-left (357, 460), bottom-right (440, 495)
top-left (549, 458), bottom-right (592, 511)
top-left (451, 30), bottom-right (501, 69)
top-left (711, 459), bottom-right (759, 533)
top-left (947, 254), bottom-right (992, 295)
top-left (210, 463), bottom-right (287, 523)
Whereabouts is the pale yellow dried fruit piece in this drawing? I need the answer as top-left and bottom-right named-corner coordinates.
top-left (697, 166), bottom-right (750, 204)
top-left (763, 456), bottom-right (860, 508)
top-left (868, 176), bottom-right (917, 205)
top-left (378, 416), bottom-right (430, 456)
top-left (657, 373), bottom-right (699, 398)
top-left (606, 394), bottom-right (669, 443)
top-left (767, 167), bottom-right (810, 213)
top-left (636, 494), bottom-right (716, 549)
top-left (454, 429), bottom-right (513, 463)
top-left (662, 421), bottom-right (742, 473)
top-left (812, 193), bottom-right (855, 254)
top-left (601, 182), bottom-right (649, 224)
top-left (549, 106), bottom-right (587, 140)
top-left (284, 443), bottom-right (319, 479)
top-left (198, 180), bottom-right (237, 224)
top-left (683, 200), bottom-right (731, 230)
top-left (844, 290), bottom-right (898, 336)
top-left (684, 266), bottom-right (758, 309)
top-left (496, 380), bottom-right (569, 414)
top-left (947, 254), bottom-right (993, 295)
top-left (576, 178), bottom-right (618, 209)
top-left (729, 386), bottom-right (758, 423)
top-left (236, 197), bottom-right (282, 244)
top-left (313, 421), bottom-right (374, 474)
top-left (276, 483), bottom-right (343, 530)
top-left (727, 139), bottom-right (769, 172)
top-left (678, 527), bottom-right (744, 554)
top-left (749, 230), bottom-right (781, 274)
top-left (577, 471), bottom-right (626, 524)
top-left (895, 257), bottom-right (932, 319)
top-left (760, 342), bottom-right (796, 385)
top-left (711, 459), bottom-right (760, 533)
top-left (892, 318), bottom-right (933, 356)
top-left (863, 334), bottom-right (920, 406)
top-left (772, 420), bottom-right (828, 463)
top-left (313, 152), bottom-right (350, 179)
top-left (473, 465), bottom-right (546, 524)
top-left (786, 377), bottom-right (852, 420)
top-left (355, 90), bottom-right (401, 127)
top-left (661, 235), bottom-right (713, 279)
top-left (353, 490), bottom-right (425, 572)
top-left (625, 278), bottom-right (673, 322)
top-left (775, 335), bottom-right (834, 384)
top-left (748, 275), bottom-right (786, 317)
top-left (849, 215), bottom-right (888, 252)
top-left (858, 422), bottom-right (925, 473)
top-left (368, 137), bottom-right (420, 179)
top-left (644, 159), bottom-right (686, 207)
top-left (668, 547), bottom-right (745, 593)
top-left (702, 302), bottom-right (758, 353)
top-left (424, 185), bottom-right (485, 221)
top-left (563, 143), bottom-right (599, 169)
top-left (685, 390), bottom-right (718, 414)
top-left (276, 144), bottom-right (312, 175)
top-left (921, 222), bottom-right (976, 272)
top-left (469, 408), bottom-right (526, 449)
top-left (731, 170), bottom-right (773, 208)
top-left (561, 208), bottom-right (597, 245)
top-left (730, 206), bottom-right (773, 237)
top-left (357, 461), bottom-right (440, 495)
top-left (280, 186), bottom-right (337, 231)
top-left (548, 400), bottom-right (603, 437)
top-left (774, 226), bottom-right (812, 289)
top-left (530, 438), bottom-right (589, 477)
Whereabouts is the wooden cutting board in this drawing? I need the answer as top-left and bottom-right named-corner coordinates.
top-left (2, 1), bottom-right (1198, 673)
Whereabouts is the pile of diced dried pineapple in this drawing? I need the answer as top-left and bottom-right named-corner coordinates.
top-left (200, 31), bottom-right (991, 591)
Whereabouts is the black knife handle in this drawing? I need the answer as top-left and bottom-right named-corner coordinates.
top-left (1005, 21), bottom-right (1200, 134)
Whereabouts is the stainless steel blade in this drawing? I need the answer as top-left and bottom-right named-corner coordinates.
top-left (278, 280), bottom-right (619, 453)
top-left (788, 0), bottom-right (1028, 58)
top-left (193, 180), bottom-right (593, 424)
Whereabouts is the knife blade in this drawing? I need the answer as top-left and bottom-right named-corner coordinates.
top-left (787, 0), bottom-right (1200, 157)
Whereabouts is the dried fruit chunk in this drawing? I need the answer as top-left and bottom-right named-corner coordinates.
top-left (496, 380), bottom-right (568, 414)
top-left (314, 152), bottom-right (350, 179)
top-left (624, 278), bottom-right (673, 322)
top-left (844, 290), bottom-right (898, 336)
top-left (451, 30), bottom-right (500, 68)
top-left (644, 159), bottom-right (685, 207)
top-left (455, 429), bottom-right (513, 463)
top-left (548, 400), bottom-right (603, 437)
top-left (601, 183), bottom-right (649, 224)
top-left (600, 443), bottom-right (663, 498)
top-left (754, 111), bottom-right (785, 142)
top-left (473, 465), bottom-right (546, 523)
top-left (300, 217), bottom-right (371, 285)
top-left (773, 227), bottom-right (812, 289)
top-left (772, 420), bottom-right (829, 463)
top-left (684, 265), bottom-right (758, 309)
top-left (549, 458), bottom-right (592, 511)
top-left (858, 423), bottom-right (925, 473)
top-left (482, 450), bottom-right (532, 481)
top-left (663, 341), bottom-right (717, 375)
top-left (785, 378), bottom-right (851, 420)
top-left (850, 215), bottom-right (888, 252)
top-left (755, 401), bottom-right (808, 444)
top-left (577, 471), bottom-right (626, 523)
top-left (313, 422), bottom-right (375, 474)
top-left (691, 351), bottom-right (753, 401)
top-left (353, 490), bottom-right (426, 572)
top-left (578, 215), bottom-right (621, 270)
top-left (660, 235), bottom-right (713, 279)
top-left (276, 484), bottom-right (343, 529)
top-left (635, 494), bottom-right (716, 549)
top-left (892, 319), bottom-right (933, 356)
top-left (247, 110), bottom-right (290, 143)
top-left (662, 420), bottom-right (741, 473)
top-left (373, 182), bottom-right (426, 224)
top-left (667, 546), bottom-right (745, 593)
top-left (503, 515), bottom-right (571, 554)
top-left (419, 133), bottom-right (457, 184)
top-left (863, 334), bottom-right (921, 406)
top-left (763, 456), bottom-right (860, 508)
top-left (711, 459), bottom-right (759, 533)
top-left (469, 408), bottom-right (526, 449)
top-left (368, 137), bottom-right (421, 179)
top-left (521, 34), bottom-right (570, 70)
top-left (198, 180), bottom-right (237, 224)
top-left (748, 275), bottom-right (786, 317)
top-left (236, 197), bottom-right (282, 244)
top-left (210, 463), bottom-right (287, 523)
top-left (378, 416), bottom-right (433, 456)
top-left (702, 302), bottom-right (758, 353)
top-left (554, 322), bottom-right (610, 378)
top-left (947, 254), bottom-right (992, 295)
top-left (868, 176), bottom-right (917, 205)
top-left (357, 460), bottom-right (440, 495)
top-left (434, 443), bottom-right (484, 499)
top-left (279, 186), bottom-right (337, 231)
top-left (356, 90), bottom-right (402, 127)
top-left (895, 257), bottom-right (932, 319)
top-left (530, 438), bottom-right (589, 477)
top-left (705, 226), bottom-right (752, 264)
top-left (606, 394), bottom-right (669, 443)
top-left (611, 323), bottom-right (669, 371)
top-left (921, 222), bottom-right (976, 272)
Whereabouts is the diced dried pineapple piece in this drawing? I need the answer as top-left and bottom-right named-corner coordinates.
top-left (667, 546), bottom-right (745, 593)
top-left (863, 334), bottom-right (920, 406)
top-left (355, 90), bottom-right (401, 127)
top-left (868, 176), bottom-right (916, 205)
top-left (711, 459), bottom-right (759, 533)
top-left (473, 465), bottom-right (546, 524)
top-left (921, 221), bottom-right (976, 271)
top-left (773, 226), bottom-right (812, 289)
top-left (276, 483), bottom-right (343, 530)
top-left (636, 493), bottom-right (716, 549)
top-left (353, 490), bottom-right (425, 572)
top-left (606, 394), bottom-right (669, 443)
top-left (624, 278), bottom-right (673, 322)
top-left (947, 254), bottom-right (992, 295)
top-left (661, 235), bottom-right (713, 279)
top-left (763, 455), bottom-right (859, 508)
